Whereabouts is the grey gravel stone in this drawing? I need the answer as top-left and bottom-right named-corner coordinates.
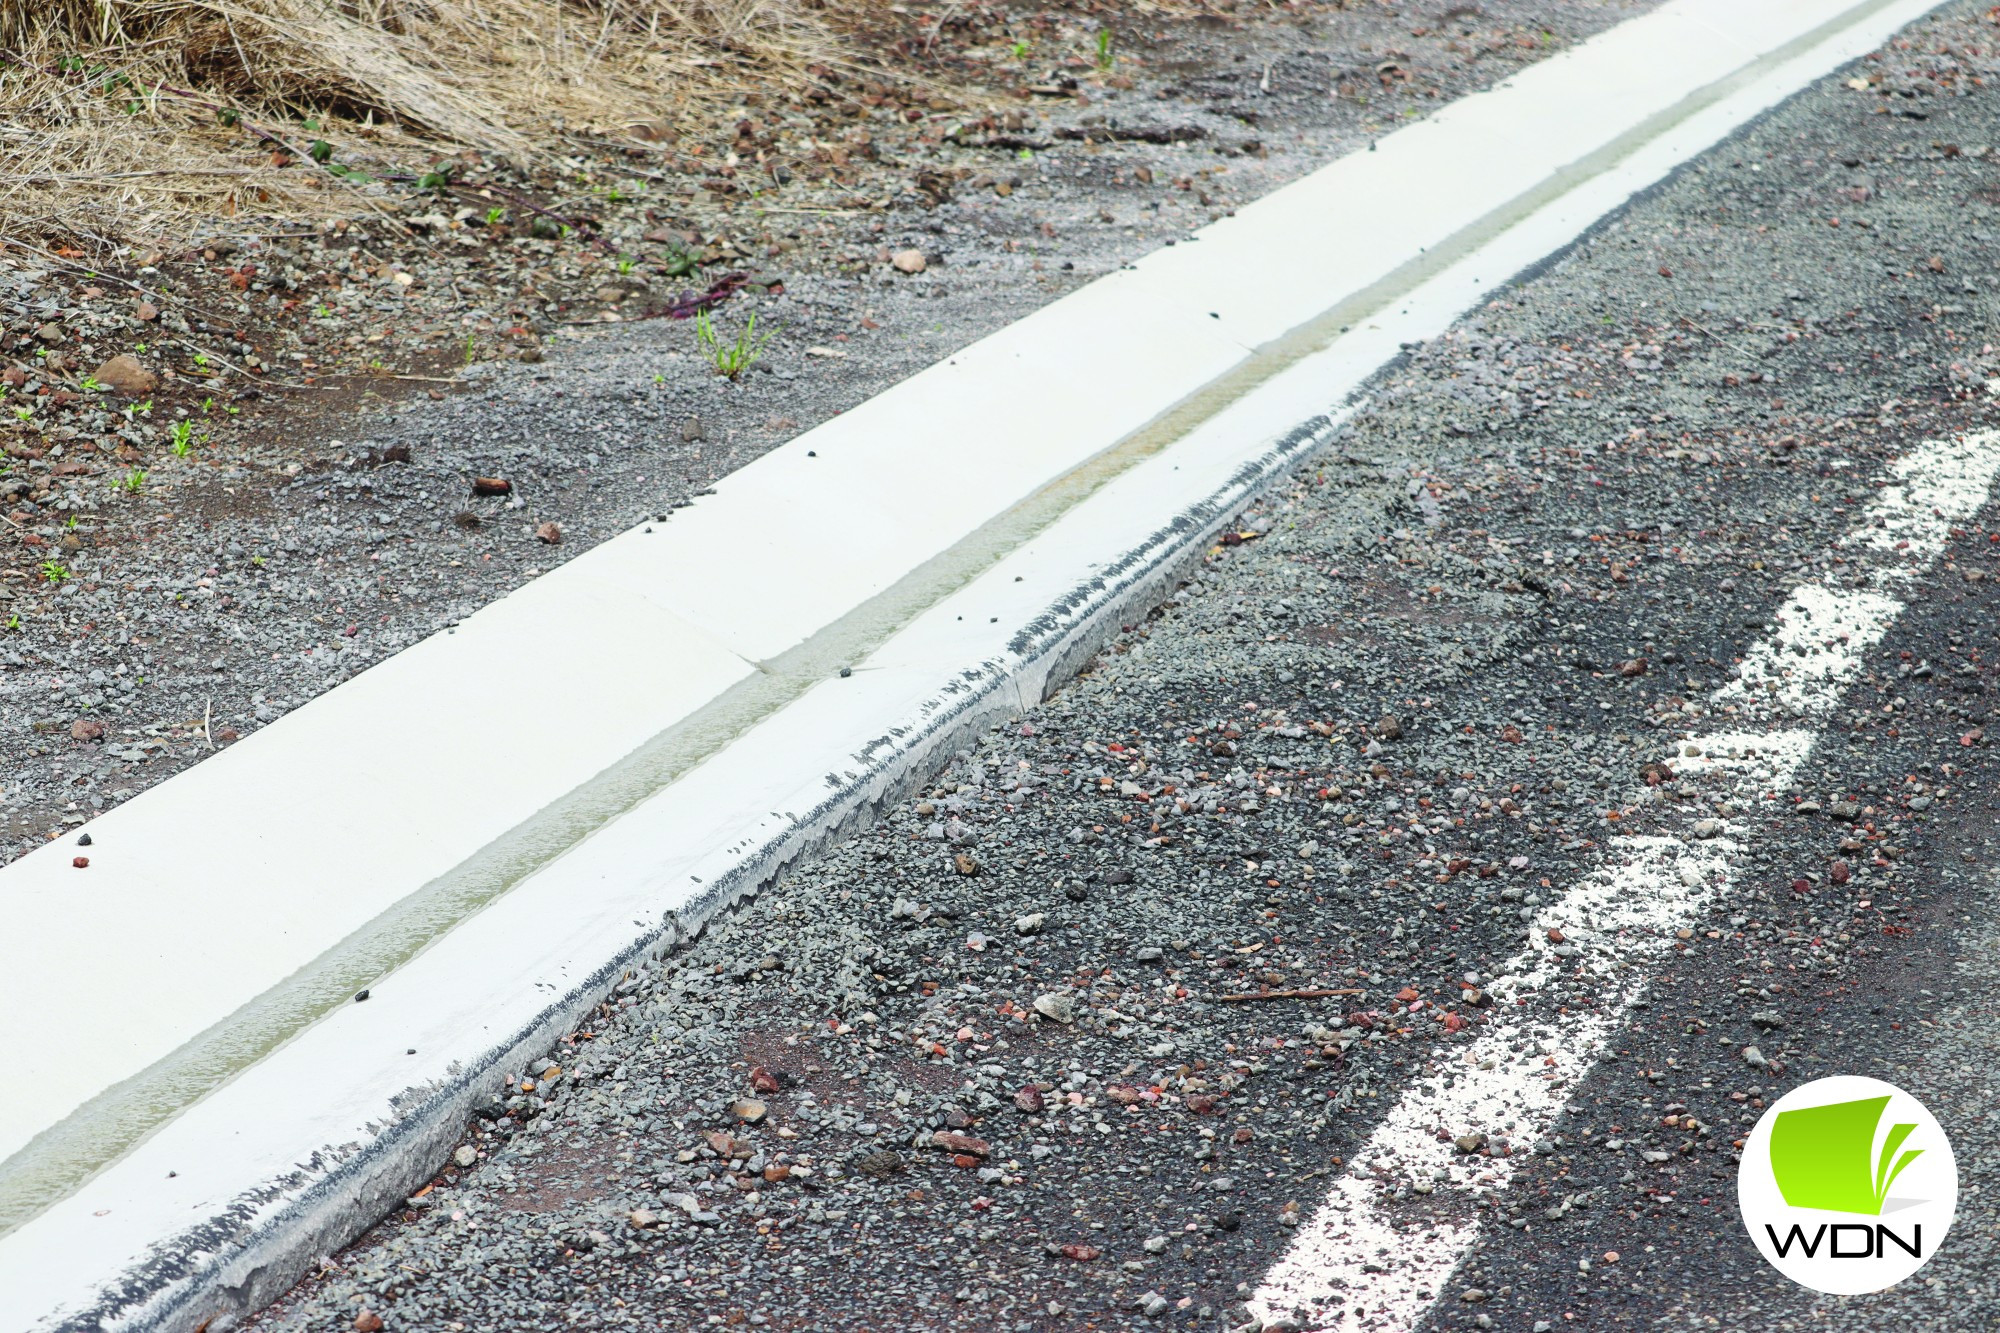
top-left (1032, 992), bottom-right (1076, 1024)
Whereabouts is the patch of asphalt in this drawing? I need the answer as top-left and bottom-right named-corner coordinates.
top-left (243, 7), bottom-right (2000, 1332)
top-left (0, 0), bottom-right (1652, 869)
top-left (1758, 863), bottom-right (2000, 1331)
top-left (1454, 665), bottom-right (2000, 1333)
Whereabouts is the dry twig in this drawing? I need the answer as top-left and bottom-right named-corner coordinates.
top-left (1210, 987), bottom-right (1364, 1004)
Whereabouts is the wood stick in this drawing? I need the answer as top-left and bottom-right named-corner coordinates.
top-left (1210, 987), bottom-right (1362, 1004)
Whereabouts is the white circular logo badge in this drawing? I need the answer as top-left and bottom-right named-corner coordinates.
top-left (1738, 1075), bottom-right (1957, 1294)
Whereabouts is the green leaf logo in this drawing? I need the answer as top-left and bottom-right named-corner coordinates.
top-left (1769, 1095), bottom-right (1923, 1215)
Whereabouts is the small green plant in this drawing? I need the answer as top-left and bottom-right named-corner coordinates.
top-left (617, 256), bottom-right (636, 275)
top-left (316, 303), bottom-right (334, 318)
top-left (170, 420), bottom-right (194, 455)
top-left (12, 406), bottom-right (31, 421)
top-left (1010, 38), bottom-right (1029, 59)
top-left (308, 139), bottom-right (334, 163)
top-left (118, 468), bottom-right (148, 493)
top-left (463, 332), bottom-right (477, 365)
top-left (485, 206), bottom-right (506, 226)
top-left (79, 375), bottom-right (102, 393)
top-left (64, 514), bottom-right (78, 530)
top-left (1095, 26), bottom-right (1115, 72)
top-left (4, 614), bottom-right (19, 631)
top-left (39, 560), bottom-right (69, 584)
top-left (201, 396), bottom-right (216, 414)
top-left (694, 308), bottom-right (769, 379)
top-left (658, 240), bottom-right (702, 278)
top-left (191, 351), bottom-right (211, 371)
top-left (133, 399), bottom-right (152, 416)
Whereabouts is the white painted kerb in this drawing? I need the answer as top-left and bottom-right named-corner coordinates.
top-left (0, 0), bottom-right (1902, 1176)
top-left (0, 0), bottom-right (1950, 1327)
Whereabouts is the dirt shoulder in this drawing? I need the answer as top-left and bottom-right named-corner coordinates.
top-left (0, 0), bottom-right (1657, 861)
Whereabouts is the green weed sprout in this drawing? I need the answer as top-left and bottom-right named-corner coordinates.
top-left (695, 308), bottom-right (769, 379)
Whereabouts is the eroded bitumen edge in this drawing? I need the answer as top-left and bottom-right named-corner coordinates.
top-left (61, 5), bottom-right (1931, 1316)
top-left (54, 404), bottom-right (1349, 1333)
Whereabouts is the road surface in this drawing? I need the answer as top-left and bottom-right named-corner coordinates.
top-left (254, 6), bottom-right (2000, 1331)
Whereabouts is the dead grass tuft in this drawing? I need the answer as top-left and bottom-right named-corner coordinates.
top-left (0, 0), bottom-right (846, 251)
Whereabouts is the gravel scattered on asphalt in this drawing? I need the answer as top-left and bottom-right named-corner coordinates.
top-left (249, 6), bottom-right (2000, 1330)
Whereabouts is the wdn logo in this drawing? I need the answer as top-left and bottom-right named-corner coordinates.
top-left (1738, 1076), bottom-right (1957, 1294)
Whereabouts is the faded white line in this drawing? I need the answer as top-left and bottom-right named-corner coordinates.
top-left (1847, 428), bottom-right (2000, 563)
top-left (1248, 430), bottom-right (2000, 1332)
top-left (1718, 585), bottom-right (1900, 719)
top-left (1719, 430), bottom-right (2000, 720)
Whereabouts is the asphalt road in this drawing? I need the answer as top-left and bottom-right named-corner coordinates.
top-left (253, 6), bottom-right (2000, 1331)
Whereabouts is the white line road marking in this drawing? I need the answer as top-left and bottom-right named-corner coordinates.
top-left (1719, 431), bottom-right (2000, 720)
top-left (1248, 431), bottom-right (2000, 1332)
top-left (1720, 587), bottom-right (1901, 719)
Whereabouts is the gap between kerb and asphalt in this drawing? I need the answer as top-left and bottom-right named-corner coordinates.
top-left (0, 0), bottom-right (1940, 1261)
top-left (0, 0), bottom-right (1928, 1240)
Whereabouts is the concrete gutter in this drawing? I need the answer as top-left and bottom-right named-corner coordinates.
top-left (0, 0), bottom-right (1945, 1325)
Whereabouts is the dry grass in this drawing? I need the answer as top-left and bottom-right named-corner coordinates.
top-left (0, 0), bottom-right (846, 251)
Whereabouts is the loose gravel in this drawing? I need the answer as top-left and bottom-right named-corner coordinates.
top-left (248, 6), bottom-right (2000, 1331)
